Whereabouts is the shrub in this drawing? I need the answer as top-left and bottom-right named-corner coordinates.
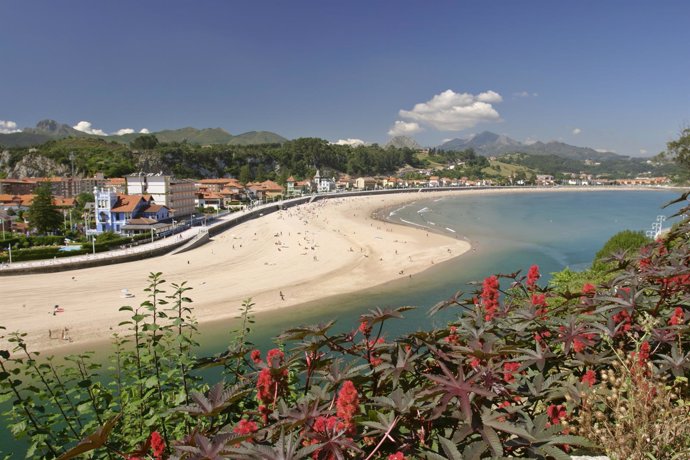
top-left (0, 199), bottom-right (689, 459)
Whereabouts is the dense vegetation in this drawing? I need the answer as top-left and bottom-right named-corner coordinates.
top-left (2, 133), bottom-right (683, 184)
top-left (0, 137), bottom-right (422, 182)
top-left (498, 152), bottom-right (678, 180)
top-left (1, 194), bottom-right (689, 459)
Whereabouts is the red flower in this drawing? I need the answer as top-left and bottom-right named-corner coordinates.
top-left (532, 293), bottom-right (548, 317)
top-left (336, 380), bottom-right (359, 433)
top-left (612, 309), bottom-right (632, 335)
top-left (234, 419), bottom-right (258, 438)
top-left (546, 404), bottom-right (567, 425)
top-left (388, 452), bottom-right (406, 460)
top-left (150, 431), bottom-right (165, 460)
top-left (470, 357), bottom-right (481, 369)
top-left (250, 349), bottom-right (262, 364)
top-left (670, 307), bottom-right (685, 325)
top-left (481, 275), bottom-right (500, 321)
top-left (256, 349), bottom-right (289, 418)
top-left (637, 341), bottom-right (650, 366)
top-left (358, 319), bottom-right (372, 335)
top-left (503, 362), bottom-right (521, 383)
top-left (266, 348), bottom-right (284, 367)
top-left (581, 283), bottom-right (596, 296)
top-left (313, 415), bottom-right (344, 433)
top-left (535, 330), bottom-right (551, 344)
top-left (572, 337), bottom-right (586, 353)
top-left (445, 325), bottom-right (460, 344)
top-left (527, 264), bottom-right (540, 289)
top-left (581, 369), bottom-right (596, 387)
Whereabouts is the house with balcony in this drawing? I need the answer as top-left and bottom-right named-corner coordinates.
top-left (195, 191), bottom-right (223, 210)
top-left (94, 187), bottom-right (169, 234)
top-left (313, 170), bottom-right (336, 193)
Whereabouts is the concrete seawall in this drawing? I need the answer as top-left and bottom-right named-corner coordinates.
top-left (0, 238), bottom-right (190, 275)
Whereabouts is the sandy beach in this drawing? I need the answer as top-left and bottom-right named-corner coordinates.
top-left (0, 186), bottom-right (677, 354)
top-left (0, 191), bottom-right (473, 354)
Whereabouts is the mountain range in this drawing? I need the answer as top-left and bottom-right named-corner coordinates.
top-left (3, 121), bottom-right (627, 163)
top-left (0, 120), bottom-right (287, 148)
top-left (435, 131), bottom-right (623, 161)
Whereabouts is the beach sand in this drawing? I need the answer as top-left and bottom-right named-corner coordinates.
top-left (0, 186), bottom-right (674, 354)
top-left (0, 192), bottom-right (470, 354)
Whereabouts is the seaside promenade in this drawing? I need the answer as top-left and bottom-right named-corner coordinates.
top-left (0, 199), bottom-right (299, 275)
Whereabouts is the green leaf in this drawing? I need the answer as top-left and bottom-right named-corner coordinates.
top-left (480, 426), bottom-right (503, 457)
top-left (483, 419), bottom-right (535, 442)
top-left (438, 436), bottom-right (464, 459)
top-left (538, 444), bottom-right (571, 460)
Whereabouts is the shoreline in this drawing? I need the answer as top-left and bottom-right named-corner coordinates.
top-left (0, 186), bottom-right (681, 355)
top-left (0, 192), bottom-right (470, 354)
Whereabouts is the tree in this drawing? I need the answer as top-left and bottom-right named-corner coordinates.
top-left (131, 134), bottom-right (160, 150)
top-left (238, 164), bottom-right (252, 184)
top-left (666, 127), bottom-right (690, 171)
top-left (593, 229), bottom-right (650, 270)
top-left (27, 183), bottom-right (62, 234)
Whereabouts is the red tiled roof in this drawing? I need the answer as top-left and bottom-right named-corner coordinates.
top-left (259, 180), bottom-right (284, 192)
top-left (144, 204), bottom-right (168, 212)
top-left (111, 195), bottom-right (146, 212)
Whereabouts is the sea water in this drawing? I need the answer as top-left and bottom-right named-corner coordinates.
top-left (197, 189), bottom-right (682, 352)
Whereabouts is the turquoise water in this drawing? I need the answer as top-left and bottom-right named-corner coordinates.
top-left (196, 189), bottom-right (680, 352)
top-left (1, 189), bottom-right (681, 455)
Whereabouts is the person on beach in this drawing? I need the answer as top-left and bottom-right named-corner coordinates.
top-left (53, 305), bottom-right (59, 316)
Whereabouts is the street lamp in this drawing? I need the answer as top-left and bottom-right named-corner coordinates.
top-left (1, 218), bottom-right (5, 241)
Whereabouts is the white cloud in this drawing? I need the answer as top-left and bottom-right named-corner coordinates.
top-left (572, 128), bottom-right (582, 135)
top-left (595, 148), bottom-right (616, 153)
top-left (0, 120), bottom-right (22, 134)
top-left (114, 128), bottom-right (135, 135)
top-left (397, 89), bottom-right (502, 131)
top-left (333, 138), bottom-right (368, 147)
top-left (639, 148), bottom-right (648, 155)
top-left (388, 120), bottom-right (422, 136)
top-left (139, 128), bottom-right (150, 134)
top-left (524, 137), bottom-right (538, 145)
top-left (73, 121), bottom-right (107, 136)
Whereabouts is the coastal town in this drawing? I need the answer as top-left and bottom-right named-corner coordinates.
top-left (0, 170), bottom-right (671, 242)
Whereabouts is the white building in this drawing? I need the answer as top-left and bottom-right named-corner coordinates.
top-left (126, 173), bottom-right (196, 217)
top-left (313, 170), bottom-right (336, 193)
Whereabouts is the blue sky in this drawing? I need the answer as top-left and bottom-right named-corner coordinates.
top-left (1, 0), bottom-right (689, 156)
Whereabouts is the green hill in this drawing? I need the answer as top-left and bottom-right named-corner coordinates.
top-left (228, 131), bottom-right (286, 145)
top-left (151, 127), bottom-right (234, 145)
top-left (0, 120), bottom-right (287, 148)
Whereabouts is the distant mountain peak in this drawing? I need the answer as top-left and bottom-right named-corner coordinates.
top-left (35, 119), bottom-right (60, 132)
top-left (28, 119), bottom-right (82, 136)
top-left (437, 131), bottom-right (621, 161)
top-left (386, 136), bottom-right (421, 150)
